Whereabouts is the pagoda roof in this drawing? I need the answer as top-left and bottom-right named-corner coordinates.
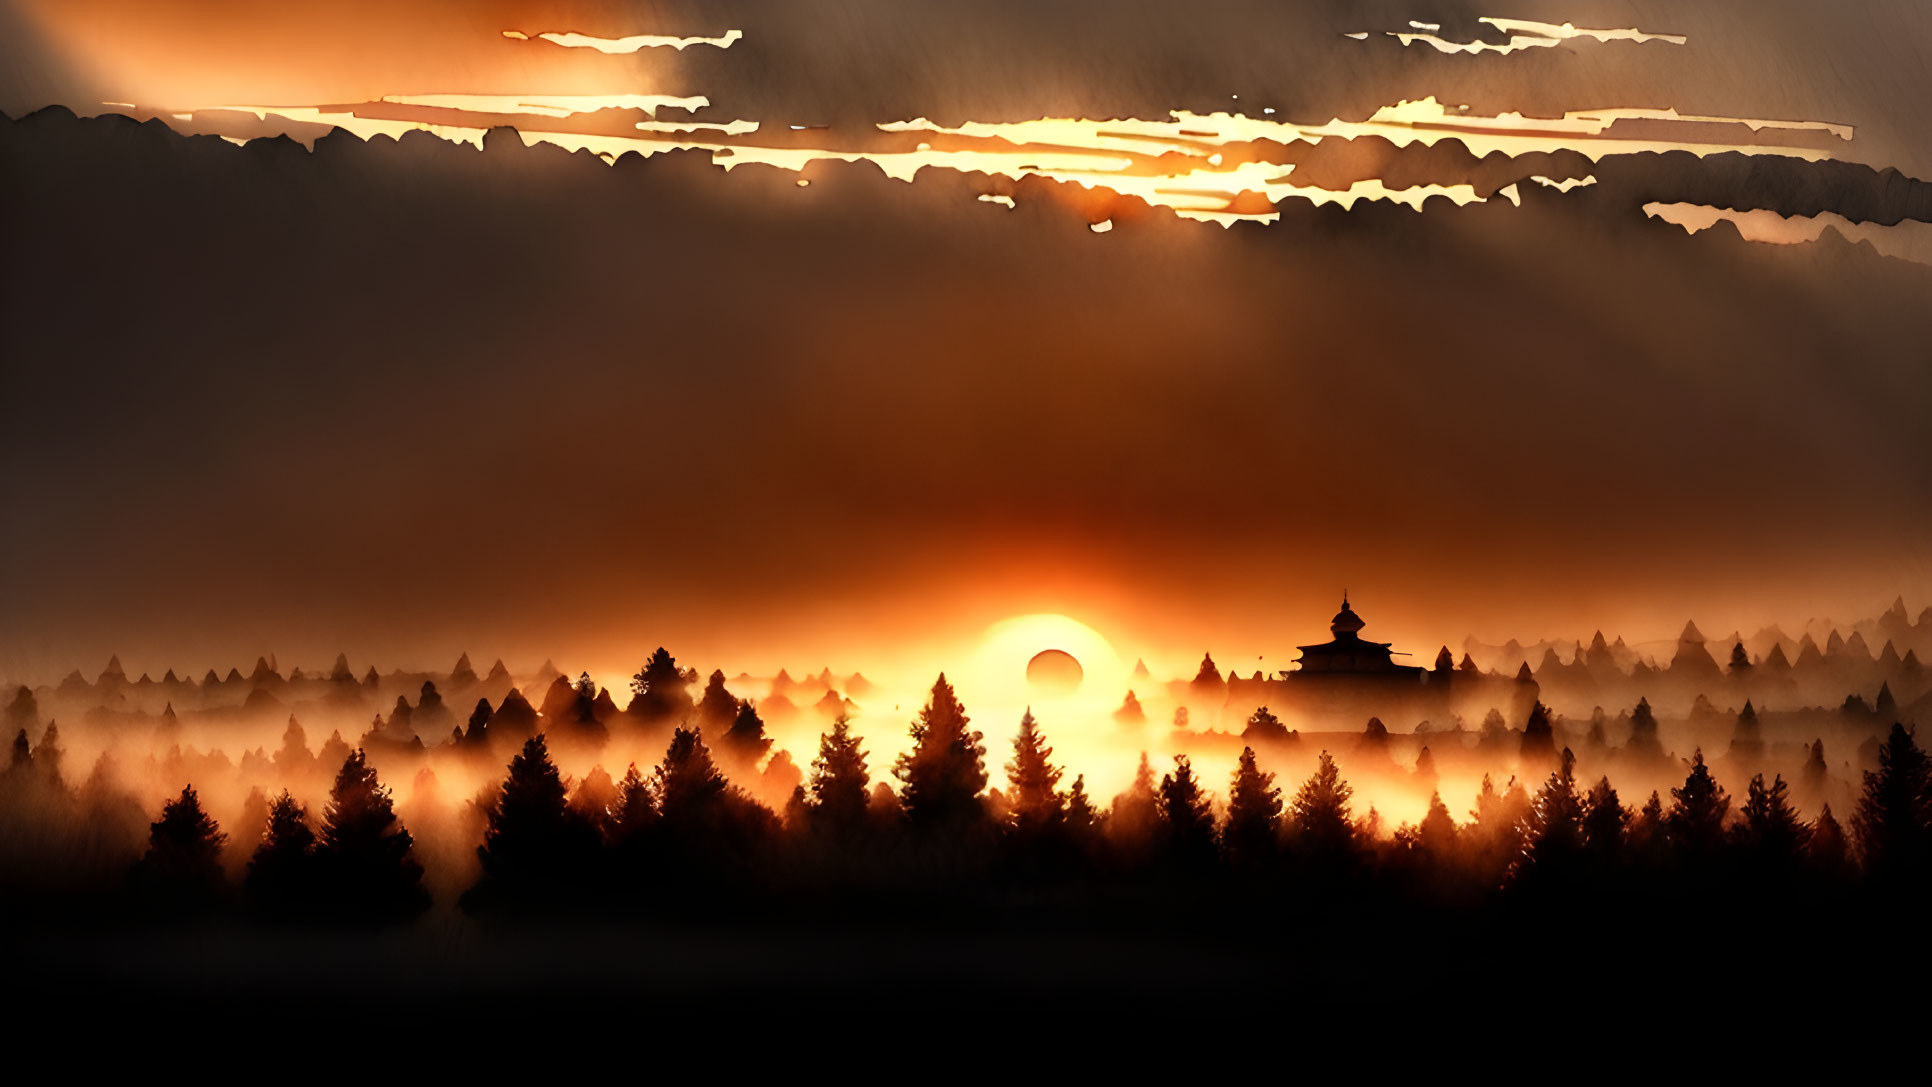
top-left (1297, 637), bottom-right (1394, 654)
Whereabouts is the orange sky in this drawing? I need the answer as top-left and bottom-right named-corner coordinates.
top-left (1, 0), bottom-right (1928, 686)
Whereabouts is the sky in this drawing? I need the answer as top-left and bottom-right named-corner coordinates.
top-left (1, 0), bottom-right (1928, 687)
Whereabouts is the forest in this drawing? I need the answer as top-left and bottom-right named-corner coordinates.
top-left (5, 666), bottom-right (1928, 926)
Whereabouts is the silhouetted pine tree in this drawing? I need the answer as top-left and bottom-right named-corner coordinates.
top-left (656, 726), bottom-right (729, 826)
top-left (1413, 745), bottom-right (1438, 786)
top-left (34, 722), bottom-right (63, 787)
top-left (1242, 707), bottom-right (1291, 746)
top-left (1729, 642), bottom-right (1753, 674)
top-left (1223, 745), bottom-right (1283, 866)
top-left (4, 686), bottom-right (35, 729)
top-left (1289, 751), bottom-right (1356, 860)
top-left (1852, 723), bottom-right (1932, 880)
top-left (1157, 755), bottom-right (1217, 869)
top-left (628, 647), bottom-right (694, 723)
top-left (1108, 752), bottom-right (1160, 854)
top-left (462, 699), bottom-right (492, 746)
top-left (8, 728), bottom-right (29, 772)
top-left (1733, 773), bottom-right (1809, 873)
top-left (1005, 710), bottom-right (1064, 833)
top-left (653, 726), bottom-right (777, 871)
top-left (569, 765), bottom-right (619, 836)
top-left (246, 790), bottom-right (317, 917)
top-left (1803, 739), bottom-right (1829, 790)
top-left (317, 749), bottom-right (428, 923)
top-left (229, 786), bottom-right (271, 873)
top-left (471, 735), bottom-right (600, 908)
top-left (809, 715), bottom-right (871, 835)
top-left (893, 675), bottom-right (988, 831)
top-left (1416, 792), bottom-right (1457, 855)
top-left (719, 700), bottom-right (773, 772)
top-left (1729, 701), bottom-right (1764, 763)
top-left (1064, 775), bottom-right (1101, 848)
top-left (1666, 750), bottom-right (1731, 857)
top-left (1516, 749), bottom-right (1585, 883)
top-left (1808, 804), bottom-right (1852, 878)
top-left (1583, 709), bottom-right (1608, 753)
top-left (608, 764), bottom-right (658, 852)
top-left (136, 785), bottom-right (226, 903)
top-left (1581, 776), bottom-right (1629, 863)
top-left (274, 716), bottom-right (313, 773)
top-left (1629, 790), bottom-right (1667, 864)
top-left (695, 670), bottom-right (738, 734)
top-left (1520, 702), bottom-right (1557, 767)
top-left (1477, 709), bottom-right (1512, 753)
top-left (1625, 697), bottom-right (1664, 761)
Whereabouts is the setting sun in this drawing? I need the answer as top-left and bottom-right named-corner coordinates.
top-left (966, 613), bottom-right (1127, 715)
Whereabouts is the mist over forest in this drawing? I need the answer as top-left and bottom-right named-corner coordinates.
top-left (4, 0), bottom-right (1931, 1042)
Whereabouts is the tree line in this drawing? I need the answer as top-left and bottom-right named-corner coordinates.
top-left (11, 674), bottom-right (1932, 922)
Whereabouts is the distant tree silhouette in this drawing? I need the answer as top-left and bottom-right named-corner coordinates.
top-left (629, 647), bottom-right (694, 723)
top-left (1583, 708), bottom-right (1609, 753)
top-left (1852, 723), bottom-right (1932, 880)
top-left (470, 734), bottom-right (600, 908)
top-left (5, 686), bottom-right (36, 729)
top-left (695, 670), bottom-right (738, 734)
top-left (1004, 710), bottom-right (1064, 833)
top-left (1108, 752), bottom-right (1161, 850)
top-left (1289, 752), bottom-right (1356, 860)
top-left (246, 790), bottom-right (317, 917)
top-left (231, 786), bottom-right (271, 871)
top-left (1731, 702), bottom-right (1761, 760)
top-left (809, 715), bottom-right (871, 835)
top-left (489, 690), bottom-right (539, 744)
top-left (1625, 697), bottom-right (1664, 761)
top-left (1477, 709), bottom-right (1511, 752)
top-left (31, 722), bottom-right (63, 787)
top-left (273, 716), bottom-right (312, 773)
top-left (1666, 751), bottom-right (1731, 857)
top-left (607, 764), bottom-right (658, 852)
top-left (719, 700), bottom-right (773, 772)
top-left (462, 698), bottom-right (492, 746)
top-left (1734, 773), bottom-right (1809, 872)
top-left (317, 749), bottom-right (429, 924)
top-left (8, 728), bottom-right (29, 772)
top-left (316, 729), bottom-right (352, 770)
top-left (1803, 739), bottom-right (1829, 791)
top-left (1223, 746), bottom-right (1282, 866)
top-left (1416, 792), bottom-right (1457, 855)
top-left (1520, 702), bottom-right (1557, 766)
top-left (1875, 683), bottom-right (1897, 720)
top-left (892, 675), bottom-right (988, 831)
top-left (1242, 707), bottom-right (1291, 746)
top-left (1157, 755), bottom-right (1217, 868)
top-left (1581, 776), bottom-right (1629, 862)
top-left (1413, 745), bottom-right (1438, 786)
top-left (136, 785), bottom-right (226, 902)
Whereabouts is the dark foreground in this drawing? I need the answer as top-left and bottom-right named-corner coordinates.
top-left (6, 887), bottom-right (1924, 1050)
